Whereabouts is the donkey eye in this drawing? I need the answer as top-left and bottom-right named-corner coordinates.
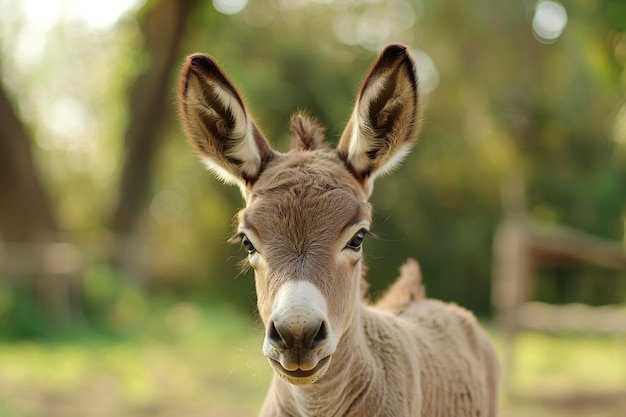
top-left (346, 229), bottom-right (367, 251)
top-left (241, 235), bottom-right (257, 255)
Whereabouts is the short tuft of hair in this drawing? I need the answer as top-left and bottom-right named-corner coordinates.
top-left (289, 112), bottom-right (327, 151)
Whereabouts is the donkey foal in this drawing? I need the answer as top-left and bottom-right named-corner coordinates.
top-left (178, 44), bottom-right (499, 417)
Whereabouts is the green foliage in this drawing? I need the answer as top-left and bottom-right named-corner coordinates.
top-left (0, 0), bottom-right (625, 324)
top-left (0, 281), bottom-right (48, 339)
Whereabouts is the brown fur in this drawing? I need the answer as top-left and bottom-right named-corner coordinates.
top-left (375, 258), bottom-right (426, 314)
top-left (177, 44), bottom-right (499, 417)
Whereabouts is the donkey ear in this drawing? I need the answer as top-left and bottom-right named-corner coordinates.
top-left (178, 53), bottom-right (274, 190)
top-left (337, 44), bottom-right (420, 190)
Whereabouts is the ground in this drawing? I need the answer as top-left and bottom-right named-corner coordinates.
top-left (0, 303), bottom-right (625, 417)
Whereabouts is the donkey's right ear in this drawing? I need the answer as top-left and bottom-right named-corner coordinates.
top-left (178, 53), bottom-right (274, 191)
top-left (337, 44), bottom-right (420, 195)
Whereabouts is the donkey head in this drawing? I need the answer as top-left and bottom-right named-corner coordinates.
top-left (178, 44), bottom-right (420, 385)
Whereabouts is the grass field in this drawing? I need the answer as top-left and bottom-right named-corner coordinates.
top-left (1, 303), bottom-right (625, 417)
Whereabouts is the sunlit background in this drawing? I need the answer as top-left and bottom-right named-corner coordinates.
top-left (1, 0), bottom-right (625, 416)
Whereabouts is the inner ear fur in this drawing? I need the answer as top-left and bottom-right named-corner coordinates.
top-left (337, 44), bottom-right (421, 183)
top-left (178, 53), bottom-right (274, 187)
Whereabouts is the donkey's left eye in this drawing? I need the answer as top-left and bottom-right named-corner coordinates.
top-left (241, 235), bottom-right (257, 255)
top-left (346, 229), bottom-right (367, 251)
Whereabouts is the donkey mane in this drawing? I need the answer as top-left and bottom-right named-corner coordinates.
top-left (289, 111), bottom-right (327, 151)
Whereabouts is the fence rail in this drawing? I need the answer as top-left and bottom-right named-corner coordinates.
top-left (491, 176), bottom-right (626, 397)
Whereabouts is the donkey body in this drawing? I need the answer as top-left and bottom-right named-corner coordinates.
top-left (178, 44), bottom-right (499, 417)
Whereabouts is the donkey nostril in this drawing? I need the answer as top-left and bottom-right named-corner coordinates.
top-left (307, 320), bottom-right (328, 349)
top-left (268, 321), bottom-right (291, 350)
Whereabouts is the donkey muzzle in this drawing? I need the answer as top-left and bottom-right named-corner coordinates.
top-left (262, 280), bottom-right (336, 384)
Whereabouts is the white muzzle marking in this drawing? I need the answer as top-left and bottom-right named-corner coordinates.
top-left (263, 280), bottom-right (336, 384)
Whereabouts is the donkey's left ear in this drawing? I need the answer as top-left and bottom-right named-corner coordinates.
top-left (337, 44), bottom-right (421, 193)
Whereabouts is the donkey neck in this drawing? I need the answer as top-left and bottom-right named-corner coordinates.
top-left (271, 306), bottom-right (403, 417)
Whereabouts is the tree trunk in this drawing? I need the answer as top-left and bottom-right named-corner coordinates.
top-left (0, 82), bottom-right (58, 242)
top-left (0, 79), bottom-right (74, 325)
top-left (109, 0), bottom-right (194, 273)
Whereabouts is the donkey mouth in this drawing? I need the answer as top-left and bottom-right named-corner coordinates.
top-left (269, 355), bottom-right (331, 381)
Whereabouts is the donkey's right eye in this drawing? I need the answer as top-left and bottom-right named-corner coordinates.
top-left (346, 229), bottom-right (367, 251)
top-left (241, 235), bottom-right (257, 255)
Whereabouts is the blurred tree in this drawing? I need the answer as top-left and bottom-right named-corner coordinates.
top-left (0, 75), bottom-right (67, 327)
top-left (0, 79), bottom-right (58, 242)
top-left (109, 0), bottom-right (194, 275)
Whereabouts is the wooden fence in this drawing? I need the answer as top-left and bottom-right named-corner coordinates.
top-left (0, 234), bottom-right (148, 327)
top-left (0, 241), bottom-right (83, 325)
top-left (491, 176), bottom-right (626, 399)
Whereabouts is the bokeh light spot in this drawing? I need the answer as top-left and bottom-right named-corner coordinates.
top-left (333, 0), bottom-right (415, 50)
top-left (613, 104), bottom-right (626, 146)
top-left (166, 302), bottom-right (200, 336)
top-left (412, 50), bottom-right (439, 95)
top-left (213, 0), bottom-right (248, 15)
top-left (67, 0), bottom-right (143, 29)
top-left (532, 0), bottom-right (567, 44)
top-left (150, 190), bottom-right (185, 225)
